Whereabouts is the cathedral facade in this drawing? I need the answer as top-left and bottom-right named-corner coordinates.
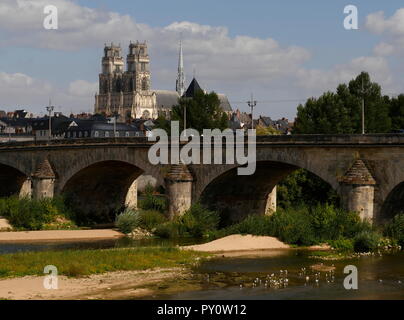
top-left (94, 42), bottom-right (158, 120)
top-left (94, 41), bottom-right (232, 120)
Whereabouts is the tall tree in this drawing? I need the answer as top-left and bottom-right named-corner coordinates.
top-left (389, 94), bottom-right (404, 130)
top-left (171, 90), bottom-right (229, 132)
top-left (294, 72), bottom-right (392, 134)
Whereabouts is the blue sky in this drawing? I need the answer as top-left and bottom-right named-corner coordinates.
top-left (1, 0), bottom-right (404, 118)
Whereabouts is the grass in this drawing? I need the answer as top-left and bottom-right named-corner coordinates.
top-left (0, 247), bottom-right (210, 279)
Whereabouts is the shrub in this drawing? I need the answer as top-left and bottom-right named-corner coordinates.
top-left (179, 204), bottom-right (220, 238)
top-left (221, 215), bottom-right (274, 236)
top-left (138, 194), bottom-right (167, 212)
top-left (0, 196), bottom-right (73, 230)
top-left (115, 209), bottom-right (140, 234)
top-left (328, 239), bottom-right (354, 251)
top-left (384, 214), bottom-right (404, 247)
top-left (138, 210), bottom-right (167, 231)
top-left (270, 207), bottom-right (316, 246)
top-left (154, 221), bottom-right (182, 239)
top-left (353, 231), bottom-right (381, 252)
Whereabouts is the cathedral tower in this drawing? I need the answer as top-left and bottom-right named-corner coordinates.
top-left (95, 42), bottom-right (157, 120)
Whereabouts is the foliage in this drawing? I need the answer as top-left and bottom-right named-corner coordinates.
top-left (353, 230), bottom-right (381, 252)
top-left (171, 91), bottom-right (229, 132)
top-left (138, 210), bottom-right (168, 232)
top-left (0, 196), bottom-right (74, 231)
top-left (179, 203), bottom-right (220, 238)
top-left (277, 169), bottom-right (340, 208)
top-left (255, 125), bottom-right (281, 136)
top-left (270, 208), bottom-right (316, 245)
top-left (115, 208), bottom-right (140, 234)
top-left (154, 221), bottom-right (183, 239)
top-left (138, 192), bottom-right (167, 213)
top-left (328, 239), bottom-right (354, 251)
top-left (294, 72), bottom-right (392, 134)
top-left (384, 214), bottom-right (404, 246)
top-left (154, 203), bottom-right (220, 239)
top-left (0, 247), bottom-right (209, 279)
top-left (389, 95), bottom-right (404, 131)
top-left (211, 205), bottom-right (369, 247)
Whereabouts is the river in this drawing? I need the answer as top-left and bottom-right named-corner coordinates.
top-left (0, 238), bottom-right (403, 300)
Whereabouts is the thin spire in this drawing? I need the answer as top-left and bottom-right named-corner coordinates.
top-left (176, 37), bottom-right (185, 96)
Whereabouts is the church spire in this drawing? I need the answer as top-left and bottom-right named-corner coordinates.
top-left (176, 39), bottom-right (185, 96)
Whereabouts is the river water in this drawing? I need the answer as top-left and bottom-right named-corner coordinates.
top-left (1, 238), bottom-right (403, 300)
top-left (157, 250), bottom-right (404, 300)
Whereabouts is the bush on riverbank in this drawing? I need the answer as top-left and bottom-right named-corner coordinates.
top-left (138, 187), bottom-right (167, 213)
top-left (0, 196), bottom-right (75, 231)
top-left (353, 230), bottom-right (382, 252)
top-left (384, 213), bottom-right (404, 247)
top-left (209, 205), bottom-right (373, 247)
top-left (154, 204), bottom-right (220, 239)
top-left (138, 210), bottom-right (168, 232)
top-left (115, 209), bottom-right (140, 234)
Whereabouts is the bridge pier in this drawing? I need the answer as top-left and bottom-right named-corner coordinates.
top-left (125, 179), bottom-right (138, 209)
top-left (339, 160), bottom-right (376, 222)
top-left (265, 186), bottom-right (277, 214)
top-left (19, 178), bottom-right (32, 198)
top-left (32, 158), bottom-right (56, 199)
top-left (165, 164), bottom-right (193, 219)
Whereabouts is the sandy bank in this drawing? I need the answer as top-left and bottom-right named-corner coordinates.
top-left (0, 268), bottom-right (184, 300)
top-left (183, 234), bottom-right (290, 253)
top-left (0, 229), bottom-right (124, 243)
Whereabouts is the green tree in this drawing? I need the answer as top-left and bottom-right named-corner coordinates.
top-left (294, 72), bottom-right (392, 134)
top-left (389, 94), bottom-right (404, 130)
top-left (171, 90), bottom-right (229, 132)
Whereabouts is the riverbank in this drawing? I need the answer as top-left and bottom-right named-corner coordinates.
top-left (0, 229), bottom-right (124, 243)
top-left (0, 268), bottom-right (190, 300)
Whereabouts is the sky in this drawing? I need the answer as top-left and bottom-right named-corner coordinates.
top-left (1, 0), bottom-right (404, 119)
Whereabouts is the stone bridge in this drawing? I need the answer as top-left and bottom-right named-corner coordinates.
top-left (0, 134), bottom-right (403, 224)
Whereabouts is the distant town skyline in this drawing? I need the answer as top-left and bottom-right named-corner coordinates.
top-left (1, 0), bottom-right (404, 118)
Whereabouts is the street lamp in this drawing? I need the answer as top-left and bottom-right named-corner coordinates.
top-left (247, 93), bottom-right (257, 130)
top-left (46, 101), bottom-right (54, 142)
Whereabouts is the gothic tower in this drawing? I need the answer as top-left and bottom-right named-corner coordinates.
top-left (95, 41), bottom-right (157, 120)
top-left (124, 41), bottom-right (151, 92)
top-left (176, 40), bottom-right (185, 96)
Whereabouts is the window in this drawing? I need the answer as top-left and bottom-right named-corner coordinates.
top-left (105, 131), bottom-right (109, 138)
top-left (126, 131), bottom-right (130, 137)
top-left (94, 131), bottom-right (99, 138)
top-left (79, 131), bottom-right (82, 138)
top-left (73, 131), bottom-right (76, 138)
top-left (142, 78), bottom-right (148, 90)
top-left (84, 131), bottom-right (88, 137)
top-left (115, 131), bottom-right (119, 137)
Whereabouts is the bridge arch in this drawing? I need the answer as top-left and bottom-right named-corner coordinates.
top-left (60, 160), bottom-right (145, 225)
top-left (197, 160), bottom-right (340, 224)
top-left (0, 162), bottom-right (30, 197)
top-left (192, 147), bottom-right (340, 202)
top-left (380, 181), bottom-right (404, 222)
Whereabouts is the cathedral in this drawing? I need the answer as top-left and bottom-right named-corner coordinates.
top-left (94, 41), bottom-right (232, 120)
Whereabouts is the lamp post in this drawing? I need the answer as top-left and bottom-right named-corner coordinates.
top-left (247, 93), bottom-right (257, 130)
top-left (46, 101), bottom-right (54, 142)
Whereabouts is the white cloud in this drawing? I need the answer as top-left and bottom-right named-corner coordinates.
top-left (0, 0), bottom-right (400, 118)
top-left (366, 8), bottom-right (404, 57)
top-left (68, 80), bottom-right (98, 97)
top-left (296, 56), bottom-right (393, 94)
